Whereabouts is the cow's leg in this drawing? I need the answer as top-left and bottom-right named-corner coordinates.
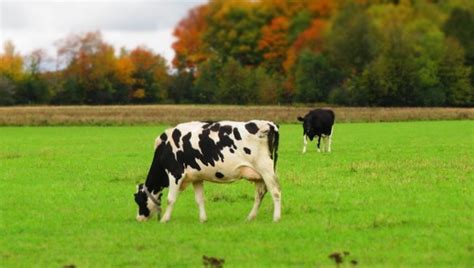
top-left (160, 174), bottom-right (182, 223)
top-left (302, 134), bottom-right (307, 153)
top-left (247, 181), bottom-right (267, 221)
top-left (328, 127), bottom-right (333, 153)
top-left (317, 136), bottom-right (321, 152)
top-left (321, 136), bottom-right (328, 152)
top-left (193, 181), bottom-right (207, 223)
top-left (261, 171), bottom-right (281, 222)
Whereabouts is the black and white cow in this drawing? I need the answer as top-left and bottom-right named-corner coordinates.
top-left (297, 109), bottom-right (335, 153)
top-left (134, 120), bottom-right (281, 223)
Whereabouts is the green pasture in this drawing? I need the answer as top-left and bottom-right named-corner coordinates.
top-left (1, 121), bottom-right (473, 267)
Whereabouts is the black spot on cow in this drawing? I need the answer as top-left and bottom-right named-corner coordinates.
top-left (245, 122), bottom-right (259, 134)
top-left (210, 123), bottom-right (220, 132)
top-left (134, 184), bottom-right (151, 217)
top-left (160, 133), bottom-right (167, 141)
top-left (215, 172), bottom-right (224, 179)
top-left (202, 121), bottom-right (215, 129)
top-left (177, 133), bottom-right (202, 172)
top-left (218, 125), bottom-right (236, 150)
top-left (172, 129), bottom-right (181, 148)
top-left (198, 129), bottom-right (223, 166)
top-left (243, 147), bottom-right (251, 155)
top-left (233, 127), bottom-right (242, 140)
top-left (229, 148), bottom-right (235, 153)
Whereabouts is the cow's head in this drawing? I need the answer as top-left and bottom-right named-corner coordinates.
top-left (297, 115), bottom-right (316, 140)
top-left (134, 183), bottom-right (162, 222)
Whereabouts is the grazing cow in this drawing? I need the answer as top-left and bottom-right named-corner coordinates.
top-left (297, 109), bottom-right (335, 153)
top-left (134, 120), bottom-right (281, 223)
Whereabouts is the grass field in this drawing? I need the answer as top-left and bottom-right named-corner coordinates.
top-left (1, 121), bottom-right (473, 267)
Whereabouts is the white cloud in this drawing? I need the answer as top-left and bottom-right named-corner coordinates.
top-left (0, 0), bottom-right (207, 68)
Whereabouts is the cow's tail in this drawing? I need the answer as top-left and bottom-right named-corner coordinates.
top-left (268, 124), bottom-right (279, 171)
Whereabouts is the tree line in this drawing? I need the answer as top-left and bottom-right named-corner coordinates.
top-left (0, 0), bottom-right (472, 106)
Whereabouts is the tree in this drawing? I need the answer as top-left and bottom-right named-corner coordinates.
top-left (129, 46), bottom-right (169, 103)
top-left (0, 41), bottom-right (24, 81)
top-left (438, 38), bottom-right (472, 106)
top-left (56, 32), bottom-right (118, 104)
top-left (15, 49), bottom-right (50, 104)
top-left (113, 50), bottom-right (135, 103)
top-left (254, 66), bottom-right (283, 104)
top-left (283, 18), bottom-right (328, 73)
top-left (205, 1), bottom-right (271, 66)
top-left (258, 16), bottom-right (290, 73)
top-left (216, 58), bottom-right (256, 104)
top-left (0, 75), bottom-right (16, 105)
top-left (168, 70), bottom-right (194, 104)
top-left (327, 4), bottom-right (379, 75)
top-left (295, 50), bottom-right (340, 103)
top-left (193, 58), bottom-right (222, 103)
top-left (172, 4), bottom-right (210, 70)
top-left (443, 7), bottom-right (474, 84)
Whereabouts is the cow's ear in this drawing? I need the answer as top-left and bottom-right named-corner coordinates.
top-left (297, 116), bottom-right (304, 122)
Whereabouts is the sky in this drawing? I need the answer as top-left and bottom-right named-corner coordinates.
top-left (0, 0), bottom-right (206, 68)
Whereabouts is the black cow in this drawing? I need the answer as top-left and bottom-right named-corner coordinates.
top-left (134, 120), bottom-right (281, 223)
top-left (297, 109), bottom-right (335, 153)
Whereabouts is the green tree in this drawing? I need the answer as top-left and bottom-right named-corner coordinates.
top-left (254, 66), bottom-right (283, 104)
top-left (327, 4), bottom-right (380, 75)
top-left (193, 58), bottom-right (222, 103)
top-left (443, 7), bottom-right (474, 84)
top-left (217, 58), bottom-right (256, 104)
top-left (0, 75), bottom-right (16, 105)
top-left (438, 38), bottom-right (472, 106)
top-left (168, 70), bottom-right (194, 104)
top-left (295, 50), bottom-right (340, 103)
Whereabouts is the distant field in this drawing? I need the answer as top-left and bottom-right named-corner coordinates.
top-left (0, 105), bottom-right (473, 125)
top-left (1, 121), bottom-right (473, 267)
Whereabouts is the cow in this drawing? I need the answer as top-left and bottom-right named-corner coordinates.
top-left (297, 109), bottom-right (335, 153)
top-left (133, 120), bottom-right (281, 223)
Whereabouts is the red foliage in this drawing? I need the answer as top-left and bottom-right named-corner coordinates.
top-left (172, 5), bottom-right (209, 69)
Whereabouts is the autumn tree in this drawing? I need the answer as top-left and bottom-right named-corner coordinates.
top-left (205, 1), bottom-right (271, 66)
top-left (0, 41), bottom-right (24, 81)
top-left (55, 31), bottom-right (118, 104)
top-left (129, 46), bottom-right (169, 103)
top-left (172, 4), bottom-right (210, 70)
top-left (258, 16), bottom-right (290, 73)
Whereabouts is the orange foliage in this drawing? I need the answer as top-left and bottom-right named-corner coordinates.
top-left (283, 19), bottom-right (328, 72)
top-left (172, 5), bottom-right (209, 69)
top-left (0, 41), bottom-right (24, 80)
top-left (115, 54), bottom-right (135, 86)
top-left (309, 0), bottom-right (337, 18)
top-left (258, 16), bottom-right (290, 72)
top-left (258, 0), bottom-right (310, 17)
